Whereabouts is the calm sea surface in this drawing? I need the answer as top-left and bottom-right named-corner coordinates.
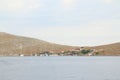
top-left (0, 56), bottom-right (120, 80)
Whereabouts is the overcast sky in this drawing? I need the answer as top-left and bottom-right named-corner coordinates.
top-left (0, 0), bottom-right (120, 46)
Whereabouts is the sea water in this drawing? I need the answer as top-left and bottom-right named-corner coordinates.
top-left (0, 56), bottom-right (120, 80)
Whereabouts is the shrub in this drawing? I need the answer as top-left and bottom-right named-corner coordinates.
top-left (81, 49), bottom-right (91, 54)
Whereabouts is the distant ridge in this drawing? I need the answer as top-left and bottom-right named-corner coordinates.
top-left (0, 32), bottom-right (74, 56)
top-left (0, 32), bottom-right (120, 56)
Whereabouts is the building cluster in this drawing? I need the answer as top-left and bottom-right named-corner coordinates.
top-left (18, 47), bottom-right (104, 57)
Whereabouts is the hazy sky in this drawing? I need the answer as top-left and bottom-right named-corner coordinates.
top-left (0, 0), bottom-right (120, 46)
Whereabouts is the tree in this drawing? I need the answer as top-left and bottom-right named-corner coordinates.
top-left (81, 49), bottom-right (91, 54)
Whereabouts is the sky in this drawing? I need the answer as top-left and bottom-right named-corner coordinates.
top-left (0, 0), bottom-right (120, 46)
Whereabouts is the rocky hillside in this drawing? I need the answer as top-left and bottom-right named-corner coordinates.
top-left (92, 42), bottom-right (120, 56)
top-left (0, 32), bottom-right (120, 56)
top-left (0, 32), bottom-right (74, 56)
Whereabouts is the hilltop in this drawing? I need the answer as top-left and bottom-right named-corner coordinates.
top-left (0, 32), bottom-right (74, 56)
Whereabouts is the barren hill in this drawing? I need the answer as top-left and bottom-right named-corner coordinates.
top-left (0, 32), bottom-right (73, 56)
top-left (0, 32), bottom-right (120, 56)
top-left (92, 42), bottom-right (120, 56)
